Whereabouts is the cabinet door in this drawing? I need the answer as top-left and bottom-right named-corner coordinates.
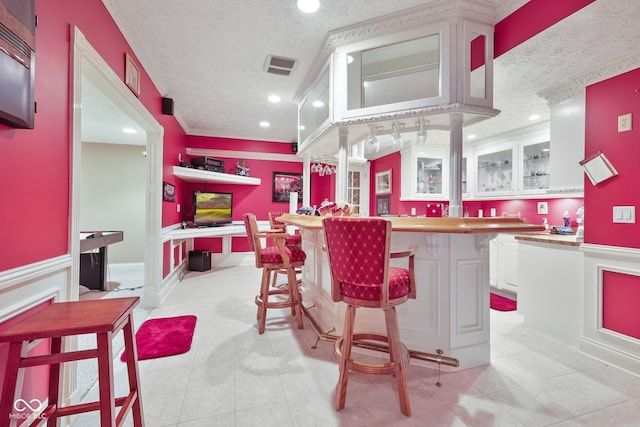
top-left (476, 148), bottom-right (514, 195)
top-left (499, 234), bottom-right (518, 293)
top-left (521, 141), bottom-right (550, 192)
top-left (416, 156), bottom-right (443, 196)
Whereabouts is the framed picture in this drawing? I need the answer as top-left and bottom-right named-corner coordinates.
top-left (376, 196), bottom-right (390, 216)
top-left (125, 53), bottom-right (140, 97)
top-left (272, 172), bottom-right (303, 202)
top-left (162, 181), bottom-right (175, 202)
top-left (375, 170), bottom-right (392, 195)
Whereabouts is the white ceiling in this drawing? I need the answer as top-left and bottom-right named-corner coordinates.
top-left (87, 0), bottom-right (640, 151)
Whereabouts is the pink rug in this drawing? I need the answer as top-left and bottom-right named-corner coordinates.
top-left (121, 315), bottom-right (197, 361)
top-left (490, 293), bottom-right (517, 311)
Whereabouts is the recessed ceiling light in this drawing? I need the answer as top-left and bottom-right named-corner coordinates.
top-left (467, 134), bottom-right (476, 140)
top-left (312, 100), bottom-right (324, 108)
top-left (259, 121), bottom-right (270, 128)
top-left (299, 125), bottom-right (306, 130)
top-left (297, 0), bottom-right (319, 13)
top-left (529, 114), bottom-right (540, 121)
top-left (123, 127), bottom-right (137, 134)
top-left (268, 94), bottom-right (281, 103)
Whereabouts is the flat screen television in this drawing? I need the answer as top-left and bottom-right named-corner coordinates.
top-left (193, 191), bottom-right (233, 227)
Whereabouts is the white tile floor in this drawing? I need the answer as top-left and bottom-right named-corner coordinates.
top-left (73, 264), bottom-right (640, 426)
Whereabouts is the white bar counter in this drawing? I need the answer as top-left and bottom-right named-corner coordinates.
top-left (279, 214), bottom-right (543, 370)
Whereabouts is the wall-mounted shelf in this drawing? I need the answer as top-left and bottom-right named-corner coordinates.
top-left (173, 166), bottom-right (261, 185)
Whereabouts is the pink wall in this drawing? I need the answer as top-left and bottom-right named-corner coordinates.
top-left (494, 0), bottom-right (595, 58)
top-left (183, 136), bottom-right (303, 223)
top-left (584, 68), bottom-right (640, 249)
top-left (0, 0), bottom-right (187, 272)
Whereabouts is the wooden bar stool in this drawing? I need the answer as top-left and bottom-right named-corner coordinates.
top-left (243, 213), bottom-right (306, 334)
top-left (0, 297), bottom-right (144, 426)
top-left (323, 217), bottom-right (416, 416)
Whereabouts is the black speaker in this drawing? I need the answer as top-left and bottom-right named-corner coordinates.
top-left (291, 142), bottom-right (298, 153)
top-left (162, 97), bottom-right (174, 115)
top-left (188, 250), bottom-right (211, 272)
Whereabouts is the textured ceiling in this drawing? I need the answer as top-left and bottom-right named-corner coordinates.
top-left (90, 0), bottom-right (640, 150)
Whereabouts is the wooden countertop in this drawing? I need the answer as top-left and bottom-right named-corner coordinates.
top-left (278, 214), bottom-right (544, 234)
top-left (515, 232), bottom-right (582, 246)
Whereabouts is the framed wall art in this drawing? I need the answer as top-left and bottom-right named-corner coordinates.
top-left (125, 53), bottom-right (140, 97)
top-left (272, 172), bottom-right (303, 202)
top-left (162, 182), bottom-right (176, 202)
top-left (376, 195), bottom-right (390, 216)
top-left (375, 170), bottom-right (392, 195)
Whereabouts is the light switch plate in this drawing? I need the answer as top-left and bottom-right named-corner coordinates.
top-left (613, 206), bottom-right (635, 223)
top-left (618, 113), bottom-right (632, 132)
top-left (537, 201), bottom-right (548, 215)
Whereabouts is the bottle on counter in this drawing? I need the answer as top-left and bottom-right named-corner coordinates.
top-left (543, 218), bottom-right (549, 231)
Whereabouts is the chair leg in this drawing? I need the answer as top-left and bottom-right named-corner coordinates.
top-left (287, 267), bottom-right (303, 328)
top-left (385, 307), bottom-right (411, 416)
top-left (257, 268), bottom-right (271, 334)
top-left (336, 304), bottom-right (356, 411)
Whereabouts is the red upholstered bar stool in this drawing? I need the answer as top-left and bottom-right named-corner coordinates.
top-left (0, 297), bottom-right (144, 427)
top-left (268, 211), bottom-right (302, 288)
top-left (268, 211), bottom-right (302, 246)
top-left (243, 213), bottom-right (306, 334)
top-left (323, 217), bottom-right (416, 416)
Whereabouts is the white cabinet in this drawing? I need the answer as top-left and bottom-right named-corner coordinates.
top-left (400, 144), bottom-right (449, 200)
top-left (490, 234), bottom-right (518, 294)
top-left (476, 148), bottom-right (514, 195)
top-left (521, 141), bottom-right (550, 192)
top-left (470, 132), bottom-right (552, 199)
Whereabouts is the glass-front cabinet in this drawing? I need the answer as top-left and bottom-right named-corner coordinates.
top-left (416, 157), bottom-right (443, 195)
top-left (521, 141), bottom-right (550, 191)
top-left (476, 148), bottom-right (514, 195)
top-left (401, 144), bottom-right (448, 200)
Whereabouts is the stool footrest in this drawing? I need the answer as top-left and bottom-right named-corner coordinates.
top-left (335, 333), bottom-right (410, 376)
top-left (21, 348), bottom-right (99, 368)
top-left (53, 394), bottom-right (135, 418)
top-left (255, 289), bottom-right (298, 310)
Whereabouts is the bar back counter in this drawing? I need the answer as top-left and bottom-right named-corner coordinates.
top-left (279, 214), bottom-right (543, 370)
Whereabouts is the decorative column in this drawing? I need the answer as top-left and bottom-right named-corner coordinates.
top-left (335, 126), bottom-right (349, 203)
top-left (302, 154), bottom-right (311, 207)
top-left (449, 113), bottom-right (464, 218)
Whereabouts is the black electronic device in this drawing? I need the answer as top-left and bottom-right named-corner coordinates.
top-left (193, 191), bottom-right (233, 227)
top-left (161, 97), bottom-right (174, 115)
top-left (0, 0), bottom-right (36, 129)
top-left (190, 157), bottom-right (225, 173)
top-left (188, 250), bottom-right (211, 272)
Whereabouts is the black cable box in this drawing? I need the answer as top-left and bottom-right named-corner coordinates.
top-left (190, 157), bottom-right (225, 173)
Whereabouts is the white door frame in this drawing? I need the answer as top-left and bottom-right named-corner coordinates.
top-left (70, 27), bottom-right (164, 308)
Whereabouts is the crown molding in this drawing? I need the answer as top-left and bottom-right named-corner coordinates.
top-left (539, 52), bottom-right (640, 106)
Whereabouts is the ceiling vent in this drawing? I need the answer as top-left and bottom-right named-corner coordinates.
top-left (264, 55), bottom-right (297, 76)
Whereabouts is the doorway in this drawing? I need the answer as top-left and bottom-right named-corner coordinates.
top-left (70, 27), bottom-right (164, 308)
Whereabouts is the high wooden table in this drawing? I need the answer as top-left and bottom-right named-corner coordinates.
top-left (278, 214), bottom-right (543, 370)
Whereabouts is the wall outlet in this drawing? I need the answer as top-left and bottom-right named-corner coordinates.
top-left (537, 201), bottom-right (548, 215)
top-left (618, 113), bottom-right (632, 132)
